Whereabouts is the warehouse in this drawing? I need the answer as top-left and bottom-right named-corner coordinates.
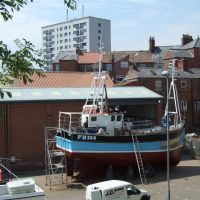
top-left (0, 87), bottom-right (163, 170)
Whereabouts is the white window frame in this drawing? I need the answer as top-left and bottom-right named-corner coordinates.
top-left (116, 75), bottom-right (124, 83)
top-left (180, 101), bottom-right (187, 111)
top-left (120, 61), bottom-right (129, 68)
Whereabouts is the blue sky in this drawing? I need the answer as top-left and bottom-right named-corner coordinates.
top-left (1, 0), bottom-right (200, 51)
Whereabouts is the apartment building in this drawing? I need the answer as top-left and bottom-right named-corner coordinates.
top-left (41, 16), bottom-right (111, 70)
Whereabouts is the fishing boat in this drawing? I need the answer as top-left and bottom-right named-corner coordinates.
top-left (0, 163), bottom-right (45, 200)
top-left (55, 54), bottom-right (185, 177)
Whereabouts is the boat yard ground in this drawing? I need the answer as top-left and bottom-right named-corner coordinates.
top-left (19, 154), bottom-right (199, 200)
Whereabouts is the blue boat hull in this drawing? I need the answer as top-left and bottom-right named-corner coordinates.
top-left (55, 129), bottom-right (184, 166)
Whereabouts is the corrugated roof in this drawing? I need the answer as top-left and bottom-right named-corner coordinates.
top-left (15, 72), bottom-right (114, 88)
top-left (78, 52), bottom-right (99, 64)
top-left (0, 87), bottom-right (162, 102)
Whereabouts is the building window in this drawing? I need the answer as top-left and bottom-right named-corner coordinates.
top-left (65, 45), bottom-right (68, 49)
top-left (60, 33), bottom-right (63, 37)
top-left (116, 75), bottom-right (124, 82)
top-left (91, 116), bottom-right (97, 121)
top-left (55, 64), bottom-right (60, 71)
top-left (98, 30), bottom-right (101, 33)
top-left (120, 61), bottom-right (129, 68)
top-left (180, 80), bottom-right (187, 90)
top-left (80, 22), bottom-right (86, 28)
top-left (60, 46), bottom-right (63, 50)
top-left (60, 40), bottom-right (63, 43)
top-left (98, 23), bottom-right (101, 27)
top-left (65, 39), bottom-right (68, 42)
top-left (64, 32), bottom-right (68, 36)
top-left (155, 80), bottom-right (162, 91)
top-left (64, 26), bottom-right (68, 30)
top-left (60, 27), bottom-right (63, 31)
top-left (105, 64), bottom-right (112, 71)
top-left (194, 101), bottom-right (200, 111)
top-left (73, 24), bottom-right (79, 29)
top-left (139, 63), bottom-right (146, 68)
top-left (180, 101), bottom-right (187, 111)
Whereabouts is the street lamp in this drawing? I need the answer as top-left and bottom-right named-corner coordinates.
top-left (161, 70), bottom-right (170, 200)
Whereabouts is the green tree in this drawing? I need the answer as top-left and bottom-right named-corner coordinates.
top-left (0, 0), bottom-right (77, 98)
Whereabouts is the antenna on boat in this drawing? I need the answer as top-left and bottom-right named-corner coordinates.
top-left (162, 59), bottom-right (181, 128)
top-left (98, 41), bottom-right (104, 76)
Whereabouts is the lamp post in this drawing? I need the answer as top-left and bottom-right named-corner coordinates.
top-left (162, 70), bottom-right (170, 200)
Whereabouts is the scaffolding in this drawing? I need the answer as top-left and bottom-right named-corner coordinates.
top-left (44, 126), bottom-right (68, 190)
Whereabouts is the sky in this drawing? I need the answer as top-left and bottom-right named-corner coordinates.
top-left (1, 0), bottom-right (200, 52)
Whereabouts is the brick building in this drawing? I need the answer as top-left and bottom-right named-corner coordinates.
top-left (121, 67), bottom-right (200, 133)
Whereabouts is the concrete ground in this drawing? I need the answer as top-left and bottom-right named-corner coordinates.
top-left (23, 154), bottom-right (200, 200)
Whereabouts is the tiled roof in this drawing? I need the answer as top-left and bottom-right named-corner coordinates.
top-left (182, 38), bottom-right (200, 49)
top-left (129, 52), bottom-right (154, 63)
top-left (78, 52), bottom-right (100, 64)
top-left (102, 52), bottom-right (113, 63)
top-left (165, 49), bottom-right (193, 59)
top-left (124, 67), bottom-right (200, 79)
top-left (53, 51), bottom-right (78, 63)
top-left (15, 72), bottom-right (114, 88)
top-left (103, 51), bottom-right (154, 63)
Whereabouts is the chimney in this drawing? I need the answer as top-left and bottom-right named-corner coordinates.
top-left (181, 34), bottom-right (193, 46)
top-left (149, 37), bottom-right (155, 53)
top-left (76, 47), bottom-right (83, 55)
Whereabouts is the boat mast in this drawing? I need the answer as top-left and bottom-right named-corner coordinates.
top-left (165, 59), bottom-right (182, 127)
top-left (82, 42), bottom-right (108, 114)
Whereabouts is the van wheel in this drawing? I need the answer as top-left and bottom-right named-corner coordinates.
top-left (141, 194), bottom-right (150, 200)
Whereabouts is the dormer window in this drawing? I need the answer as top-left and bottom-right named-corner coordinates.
top-left (120, 61), bottom-right (129, 68)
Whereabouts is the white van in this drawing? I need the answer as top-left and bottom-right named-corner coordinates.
top-left (85, 180), bottom-right (150, 200)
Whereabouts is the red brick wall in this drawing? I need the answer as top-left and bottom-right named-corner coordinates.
top-left (137, 77), bottom-right (197, 132)
top-left (0, 101), bottom-right (84, 170)
top-left (0, 110), bottom-right (3, 159)
top-left (52, 60), bottom-right (78, 71)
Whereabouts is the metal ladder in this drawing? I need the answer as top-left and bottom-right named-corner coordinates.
top-left (131, 132), bottom-right (147, 184)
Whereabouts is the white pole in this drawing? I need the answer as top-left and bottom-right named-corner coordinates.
top-left (166, 74), bottom-right (170, 200)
